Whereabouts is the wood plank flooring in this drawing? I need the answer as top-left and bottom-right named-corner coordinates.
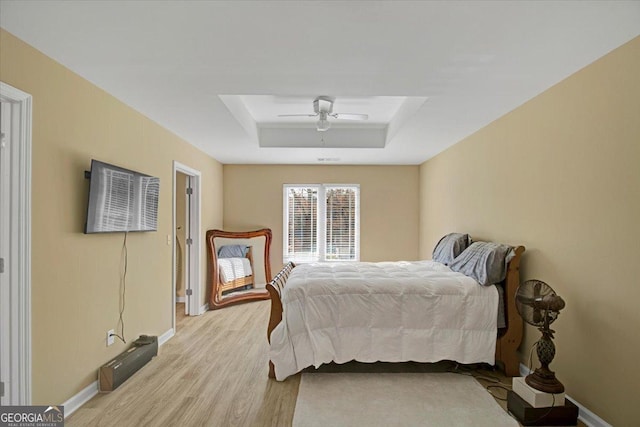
top-left (67, 301), bottom-right (299, 426)
top-left (67, 300), bottom-right (585, 426)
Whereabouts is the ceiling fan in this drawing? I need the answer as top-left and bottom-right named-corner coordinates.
top-left (278, 96), bottom-right (369, 131)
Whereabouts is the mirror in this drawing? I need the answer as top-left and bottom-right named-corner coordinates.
top-left (206, 228), bottom-right (272, 309)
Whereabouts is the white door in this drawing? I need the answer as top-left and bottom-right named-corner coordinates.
top-left (0, 82), bottom-right (31, 405)
top-left (184, 176), bottom-right (192, 315)
top-left (0, 99), bottom-right (12, 404)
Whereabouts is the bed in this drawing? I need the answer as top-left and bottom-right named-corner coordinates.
top-left (266, 238), bottom-right (525, 380)
top-left (215, 245), bottom-right (255, 298)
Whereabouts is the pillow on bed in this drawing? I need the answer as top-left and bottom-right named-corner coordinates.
top-left (448, 241), bottom-right (515, 286)
top-left (217, 244), bottom-right (247, 258)
top-left (432, 233), bottom-right (471, 265)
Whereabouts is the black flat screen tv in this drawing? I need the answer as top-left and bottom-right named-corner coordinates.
top-left (84, 160), bottom-right (159, 234)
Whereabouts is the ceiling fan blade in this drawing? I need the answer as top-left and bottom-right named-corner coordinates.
top-left (331, 113), bottom-right (369, 121)
top-left (277, 114), bottom-right (318, 117)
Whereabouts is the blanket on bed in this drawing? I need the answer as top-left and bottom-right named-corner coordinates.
top-left (218, 257), bottom-right (252, 283)
top-left (269, 261), bottom-right (498, 381)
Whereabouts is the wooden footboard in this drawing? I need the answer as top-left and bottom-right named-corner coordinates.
top-left (266, 248), bottom-right (525, 378)
top-left (265, 262), bottom-right (296, 378)
top-left (495, 245), bottom-right (525, 376)
top-left (219, 274), bottom-right (254, 295)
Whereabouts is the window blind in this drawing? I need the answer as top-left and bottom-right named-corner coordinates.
top-left (325, 186), bottom-right (358, 261)
top-left (284, 184), bottom-right (359, 263)
top-left (285, 186), bottom-right (319, 262)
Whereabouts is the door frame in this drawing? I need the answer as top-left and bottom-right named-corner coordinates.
top-left (172, 161), bottom-right (201, 330)
top-left (0, 82), bottom-right (32, 405)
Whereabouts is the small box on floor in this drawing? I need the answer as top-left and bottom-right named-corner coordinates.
top-left (512, 377), bottom-right (565, 408)
top-left (507, 390), bottom-right (579, 426)
top-left (99, 335), bottom-right (158, 392)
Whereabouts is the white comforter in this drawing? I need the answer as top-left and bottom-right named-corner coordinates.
top-left (218, 258), bottom-right (252, 283)
top-left (269, 261), bottom-right (498, 381)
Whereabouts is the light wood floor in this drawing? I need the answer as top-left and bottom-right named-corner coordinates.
top-left (68, 300), bottom-right (584, 426)
top-left (68, 301), bottom-right (299, 426)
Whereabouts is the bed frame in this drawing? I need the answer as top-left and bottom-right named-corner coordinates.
top-left (266, 245), bottom-right (525, 378)
top-left (217, 246), bottom-right (255, 297)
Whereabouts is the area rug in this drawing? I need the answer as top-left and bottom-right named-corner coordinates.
top-left (292, 372), bottom-right (517, 427)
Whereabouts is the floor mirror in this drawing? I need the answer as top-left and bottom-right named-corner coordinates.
top-left (206, 228), bottom-right (272, 309)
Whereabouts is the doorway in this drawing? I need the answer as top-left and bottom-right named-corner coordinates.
top-left (172, 162), bottom-right (202, 332)
top-left (0, 82), bottom-right (32, 405)
top-left (175, 172), bottom-right (189, 318)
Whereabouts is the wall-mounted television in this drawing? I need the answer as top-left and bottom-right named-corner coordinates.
top-left (84, 160), bottom-right (160, 234)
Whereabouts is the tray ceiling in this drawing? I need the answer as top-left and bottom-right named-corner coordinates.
top-left (1, 1), bottom-right (638, 164)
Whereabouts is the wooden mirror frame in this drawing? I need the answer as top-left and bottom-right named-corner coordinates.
top-left (206, 228), bottom-right (272, 309)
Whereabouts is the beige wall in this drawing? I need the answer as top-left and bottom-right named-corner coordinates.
top-left (223, 165), bottom-right (420, 272)
top-left (419, 37), bottom-right (640, 425)
top-left (0, 30), bottom-right (223, 405)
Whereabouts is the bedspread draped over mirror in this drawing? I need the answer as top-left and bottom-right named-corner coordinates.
top-left (206, 228), bottom-right (272, 309)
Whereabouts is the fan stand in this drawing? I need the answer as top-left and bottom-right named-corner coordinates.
top-left (526, 326), bottom-right (565, 393)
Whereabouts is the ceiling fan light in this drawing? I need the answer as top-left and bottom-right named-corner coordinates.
top-left (317, 115), bottom-right (331, 132)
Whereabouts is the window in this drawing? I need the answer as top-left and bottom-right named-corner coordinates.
top-left (284, 184), bottom-right (360, 262)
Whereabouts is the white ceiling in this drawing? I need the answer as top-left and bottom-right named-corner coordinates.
top-left (1, 1), bottom-right (639, 165)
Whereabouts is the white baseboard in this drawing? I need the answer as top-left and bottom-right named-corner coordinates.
top-left (63, 380), bottom-right (98, 419)
top-left (199, 303), bottom-right (209, 315)
top-left (176, 296), bottom-right (186, 303)
top-left (64, 328), bottom-right (175, 418)
top-left (519, 363), bottom-right (611, 427)
top-left (158, 328), bottom-right (174, 346)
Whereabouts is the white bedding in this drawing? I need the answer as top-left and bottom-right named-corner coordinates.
top-left (269, 261), bottom-right (498, 381)
top-left (218, 258), bottom-right (252, 283)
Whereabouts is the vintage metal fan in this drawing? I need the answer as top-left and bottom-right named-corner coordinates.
top-left (278, 96), bottom-right (369, 132)
top-left (515, 279), bottom-right (566, 393)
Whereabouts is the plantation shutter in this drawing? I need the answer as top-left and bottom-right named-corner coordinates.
top-left (284, 186), bottom-right (319, 262)
top-left (325, 186), bottom-right (359, 261)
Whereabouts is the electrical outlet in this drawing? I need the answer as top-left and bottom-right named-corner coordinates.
top-left (167, 234), bottom-right (171, 245)
top-left (107, 329), bottom-right (115, 346)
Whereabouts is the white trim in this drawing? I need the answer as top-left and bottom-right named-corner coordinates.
top-left (199, 303), bottom-right (209, 315)
top-left (176, 296), bottom-right (186, 303)
top-left (519, 363), bottom-right (611, 427)
top-left (64, 328), bottom-right (174, 418)
top-left (172, 168), bottom-right (178, 329)
top-left (63, 381), bottom-right (98, 418)
top-left (0, 100), bottom-right (10, 406)
top-left (0, 82), bottom-right (32, 406)
top-left (157, 328), bottom-right (175, 346)
top-left (576, 405), bottom-right (613, 427)
top-left (172, 161), bottom-right (203, 334)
